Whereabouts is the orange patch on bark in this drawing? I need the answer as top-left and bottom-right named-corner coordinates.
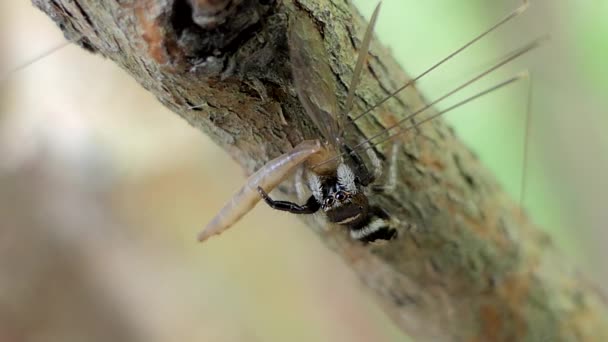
top-left (134, 4), bottom-right (169, 65)
top-left (419, 154), bottom-right (445, 171)
top-left (497, 272), bottom-right (531, 338)
top-left (476, 303), bottom-right (503, 341)
top-left (472, 272), bottom-right (531, 341)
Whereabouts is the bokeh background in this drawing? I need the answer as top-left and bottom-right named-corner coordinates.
top-left (1, 0), bottom-right (606, 341)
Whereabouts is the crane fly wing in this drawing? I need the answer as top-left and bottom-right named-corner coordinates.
top-left (289, 15), bottom-right (340, 146)
top-left (343, 2), bottom-right (382, 117)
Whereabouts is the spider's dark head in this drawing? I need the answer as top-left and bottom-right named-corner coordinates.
top-left (323, 192), bottom-right (369, 225)
top-left (317, 164), bottom-right (369, 225)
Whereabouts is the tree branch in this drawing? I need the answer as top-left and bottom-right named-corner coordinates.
top-left (33, 0), bottom-right (608, 340)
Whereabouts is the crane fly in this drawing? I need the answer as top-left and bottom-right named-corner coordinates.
top-left (197, 0), bottom-right (543, 242)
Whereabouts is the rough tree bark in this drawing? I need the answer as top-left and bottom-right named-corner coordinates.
top-left (32, 0), bottom-right (608, 340)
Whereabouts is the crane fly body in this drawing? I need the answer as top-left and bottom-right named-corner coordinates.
top-left (198, 0), bottom-right (541, 243)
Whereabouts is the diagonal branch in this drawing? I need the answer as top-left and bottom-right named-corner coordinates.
top-left (33, 0), bottom-right (608, 340)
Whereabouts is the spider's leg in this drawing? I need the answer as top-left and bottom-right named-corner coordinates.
top-left (371, 142), bottom-right (400, 194)
top-left (366, 141), bottom-right (383, 184)
top-left (257, 187), bottom-right (321, 214)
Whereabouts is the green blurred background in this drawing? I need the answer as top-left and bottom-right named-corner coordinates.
top-left (1, 0), bottom-right (606, 341)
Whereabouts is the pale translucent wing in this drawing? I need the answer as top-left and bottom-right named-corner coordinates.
top-left (343, 2), bottom-right (382, 117)
top-left (289, 15), bottom-right (340, 145)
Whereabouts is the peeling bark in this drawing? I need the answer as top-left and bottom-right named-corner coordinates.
top-left (32, 0), bottom-right (608, 340)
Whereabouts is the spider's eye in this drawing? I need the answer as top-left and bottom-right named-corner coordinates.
top-left (324, 198), bottom-right (334, 206)
top-left (335, 191), bottom-right (347, 201)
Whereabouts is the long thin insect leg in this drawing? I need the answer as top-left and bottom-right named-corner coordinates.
top-left (329, 73), bottom-right (529, 167)
top-left (0, 39), bottom-right (75, 82)
top-left (356, 38), bottom-right (545, 150)
top-left (519, 71), bottom-right (534, 218)
top-left (371, 72), bottom-right (530, 150)
top-left (3, 0), bottom-right (164, 81)
top-left (349, 0), bottom-right (530, 124)
top-left (353, 74), bottom-right (531, 220)
top-left (314, 37), bottom-right (546, 170)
